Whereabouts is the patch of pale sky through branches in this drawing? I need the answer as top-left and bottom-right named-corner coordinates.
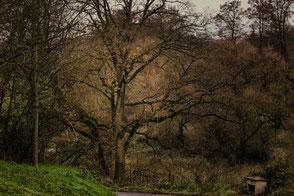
top-left (190, 0), bottom-right (250, 38)
top-left (193, 0), bottom-right (249, 12)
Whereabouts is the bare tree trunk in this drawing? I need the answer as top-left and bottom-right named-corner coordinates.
top-left (113, 135), bottom-right (125, 182)
top-left (92, 137), bottom-right (110, 176)
top-left (31, 0), bottom-right (41, 168)
top-left (112, 80), bottom-right (127, 182)
top-left (33, 47), bottom-right (39, 167)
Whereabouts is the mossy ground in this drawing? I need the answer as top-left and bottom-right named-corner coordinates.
top-left (0, 161), bottom-right (115, 196)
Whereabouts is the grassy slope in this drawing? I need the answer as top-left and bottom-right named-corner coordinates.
top-left (0, 161), bottom-right (115, 196)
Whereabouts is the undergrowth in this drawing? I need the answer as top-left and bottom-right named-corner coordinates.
top-left (109, 181), bottom-right (239, 196)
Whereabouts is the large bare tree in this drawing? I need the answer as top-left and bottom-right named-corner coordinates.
top-left (71, 0), bottom-right (207, 182)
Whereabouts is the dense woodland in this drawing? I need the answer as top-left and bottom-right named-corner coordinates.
top-left (0, 0), bottom-right (294, 194)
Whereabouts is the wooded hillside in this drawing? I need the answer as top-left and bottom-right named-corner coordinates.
top-left (0, 0), bottom-right (294, 194)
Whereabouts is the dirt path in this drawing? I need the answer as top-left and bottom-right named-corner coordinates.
top-left (116, 192), bottom-right (172, 196)
top-left (116, 191), bottom-right (250, 196)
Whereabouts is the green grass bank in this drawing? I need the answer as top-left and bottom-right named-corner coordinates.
top-left (0, 161), bottom-right (115, 196)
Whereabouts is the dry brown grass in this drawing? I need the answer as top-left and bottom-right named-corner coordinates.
top-left (124, 146), bottom-right (265, 189)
